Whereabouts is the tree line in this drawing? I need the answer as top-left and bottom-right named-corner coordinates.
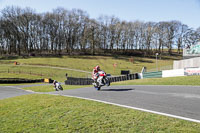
top-left (0, 6), bottom-right (200, 56)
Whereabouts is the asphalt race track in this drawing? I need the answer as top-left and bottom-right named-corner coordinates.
top-left (1, 85), bottom-right (200, 122)
top-left (0, 84), bottom-right (50, 100)
top-left (50, 85), bottom-right (200, 122)
top-left (0, 86), bottom-right (33, 100)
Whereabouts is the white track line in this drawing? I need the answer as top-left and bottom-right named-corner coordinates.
top-left (5, 86), bottom-right (37, 93)
top-left (5, 86), bottom-right (26, 90)
top-left (57, 94), bottom-right (200, 123)
top-left (4, 86), bottom-right (200, 123)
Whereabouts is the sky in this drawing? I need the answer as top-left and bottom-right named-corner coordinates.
top-left (0, 0), bottom-right (200, 29)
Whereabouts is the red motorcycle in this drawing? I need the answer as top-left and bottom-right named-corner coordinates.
top-left (93, 70), bottom-right (110, 91)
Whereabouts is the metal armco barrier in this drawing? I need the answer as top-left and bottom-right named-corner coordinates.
top-left (65, 73), bottom-right (139, 85)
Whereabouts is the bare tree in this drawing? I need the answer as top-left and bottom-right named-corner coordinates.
top-left (183, 28), bottom-right (200, 47)
top-left (0, 6), bottom-right (199, 56)
top-left (175, 22), bottom-right (189, 53)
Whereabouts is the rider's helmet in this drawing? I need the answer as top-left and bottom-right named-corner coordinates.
top-left (95, 65), bottom-right (100, 71)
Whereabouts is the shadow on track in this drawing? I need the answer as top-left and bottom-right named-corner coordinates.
top-left (100, 88), bottom-right (134, 91)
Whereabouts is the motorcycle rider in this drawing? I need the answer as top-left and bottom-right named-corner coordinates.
top-left (53, 80), bottom-right (58, 91)
top-left (53, 80), bottom-right (63, 91)
top-left (92, 65), bottom-right (103, 85)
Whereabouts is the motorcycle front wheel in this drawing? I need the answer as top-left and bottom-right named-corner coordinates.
top-left (95, 86), bottom-right (101, 91)
top-left (105, 78), bottom-right (110, 86)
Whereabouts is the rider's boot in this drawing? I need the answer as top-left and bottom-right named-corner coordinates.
top-left (99, 81), bottom-right (104, 86)
top-left (92, 79), bottom-right (98, 86)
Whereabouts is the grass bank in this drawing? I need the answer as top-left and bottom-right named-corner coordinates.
top-left (112, 75), bottom-right (200, 86)
top-left (23, 85), bottom-right (92, 92)
top-left (0, 94), bottom-right (199, 132)
top-left (0, 65), bottom-right (89, 82)
top-left (0, 55), bottom-right (178, 79)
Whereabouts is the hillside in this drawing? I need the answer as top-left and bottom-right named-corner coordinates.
top-left (0, 55), bottom-right (181, 81)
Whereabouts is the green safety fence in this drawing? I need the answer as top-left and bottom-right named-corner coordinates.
top-left (143, 71), bottom-right (162, 79)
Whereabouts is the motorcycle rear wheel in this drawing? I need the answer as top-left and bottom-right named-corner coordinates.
top-left (59, 86), bottom-right (63, 91)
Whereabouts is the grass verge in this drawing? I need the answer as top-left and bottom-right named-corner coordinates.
top-left (112, 75), bottom-right (200, 86)
top-left (22, 85), bottom-right (92, 92)
top-left (0, 94), bottom-right (200, 132)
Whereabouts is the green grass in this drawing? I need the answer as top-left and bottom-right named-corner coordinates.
top-left (112, 75), bottom-right (200, 86)
top-left (0, 65), bottom-right (89, 82)
top-left (0, 55), bottom-right (178, 77)
top-left (20, 76), bottom-right (200, 93)
top-left (23, 85), bottom-right (92, 92)
top-left (0, 94), bottom-right (199, 132)
top-left (2, 55), bottom-right (200, 132)
top-left (0, 72), bottom-right (43, 80)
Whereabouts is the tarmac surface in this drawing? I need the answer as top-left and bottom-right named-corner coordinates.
top-left (0, 84), bottom-right (50, 100)
top-left (0, 86), bottom-right (33, 99)
top-left (50, 85), bottom-right (200, 122)
top-left (1, 84), bottom-right (200, 122)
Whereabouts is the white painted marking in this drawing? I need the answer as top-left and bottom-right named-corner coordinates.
top-left (4, 85), bottom-right (200, 123)
top-left (56, 94), bottom-right (200, 123)
top-left (170, 93), bottom-right (200, 99)
top-left (134, 90), bottom-right (200, 99)
top-left (25, 90), bottom-right (35, 93)
top-left (5, 86), bottom-right (35, 93)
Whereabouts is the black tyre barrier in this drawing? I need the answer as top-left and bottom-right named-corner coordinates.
top-left (122, 76), bottom-right (126, 81)
top-left (121, 70), bottom-right (130, 75)
top-left (117, 77), bottom-right (120, 82)
top-left (0, 78), bottom-right (44, 84)
top-left (108, 77), bottom-right (114, 83)
top-left (65, 77), bottom-right (93, 85)
top-left (65, 73), bottom-right (139, 85)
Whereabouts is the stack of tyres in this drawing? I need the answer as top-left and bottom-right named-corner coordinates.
top-left (65, 77), bottom-right (94, 85)
top-left (0, 78), bottom-right (44, 84)
top-left (64, 73), bottom-right (139, 85)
